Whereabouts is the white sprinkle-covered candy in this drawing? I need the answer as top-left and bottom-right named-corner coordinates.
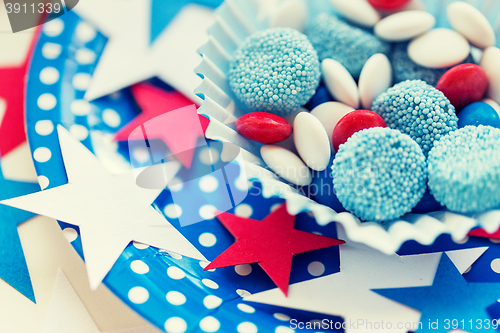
top-left (329, 0), bottom-right (380, 28)
top-left (261, 145), bottom-right (312, 186)
top-left (310, 102), bottom-right (355, 149)
top-left (447, 1), bottom-right (495, 49)
top-left (293, 112), bottom-right (331, 171)
top-left (480, 47), bottom-right (500, 104)
top-left (321, 59), bottom-right (359, 109)
top-left (374, 10), bottom-right (435, 42)
top-left (408, 28), bottom-right (470, 69)
top-left (358, 53), bottom-right (392, 110)
top-left (269, 0), bottom-right (308, 33)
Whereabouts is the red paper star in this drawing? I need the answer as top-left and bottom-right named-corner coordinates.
top-left (469, 227), bottom-right (500, 240)
top-left (204, 204), bottom-right (345, 295)
top-left (0, 28), bottom-right (40, 156)
top-left (114, 83), bottom-right (209, 168)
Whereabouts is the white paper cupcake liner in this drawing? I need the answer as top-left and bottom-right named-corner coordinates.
top-left (195, 0), bottom-right (500, 254)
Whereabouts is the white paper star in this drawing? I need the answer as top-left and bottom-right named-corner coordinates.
top-left (42, 269), bottom-right (161, 333)
top-left (74, 0), bottom-right (215, 103)
top-left (245, 227), bottom-right (487, 333)
top-left (1, 126), bottom-right (206, 289)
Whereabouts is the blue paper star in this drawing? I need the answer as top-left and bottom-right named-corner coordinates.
top-left (373, 253), bottom-right (500, 333)
top-left (0, 166), bottom-right (39, 302)
top-left (150, 0), bottom-right (223, 44)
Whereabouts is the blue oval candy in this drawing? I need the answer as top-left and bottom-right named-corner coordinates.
top-left (457, 102), bottom-right (500, 128)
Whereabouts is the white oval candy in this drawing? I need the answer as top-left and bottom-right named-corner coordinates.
top-left (269, 0), bottom-right (308, 33)
top-left (261, 145), bottom-right (312, 186)
top-left (321, 59), bottom-right (359, 109)
top-left (293, 112), bottom-right (331, 171)
top-left (480, 47), bottom-right (500, 104)
top-left (375, 11), bottom-right (435, 42)
top-left (408, 28), bottom-right (470, 69)
top-left (447, 1), bottom-right (495, 49)
top-left (358, 53), bottom-right (392, 110)
top-left (310, 102), bottom-right (355, 150)
top-left (329, 0), bottom-right (380, 28)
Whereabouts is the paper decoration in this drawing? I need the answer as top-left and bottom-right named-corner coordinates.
top-left (115, 83), bottom-right (206, 168)
top-left (374, 253), bottom-right (500, 333)
top-left (0, 166), bottom-right (40, 302)
top-left (42, 269), bottom-right (100, 333)
top-left (469, 227), bottom-right (500, 240)
top-left (205, 203), bottom-right (345, 295)
top-left (74, 0), bottom-right (221, 102)
top-left (42, 269), bottom-right (161, 333)
top-left (246, 226), bottom-right (487, 333)
top-left (0, 27), bottom-right (38, 156)
top-left (1, 126), bottom-right (206, 290)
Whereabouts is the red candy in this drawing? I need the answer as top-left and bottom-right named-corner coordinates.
top-left (236, 112), bottom-right (292, 144)
top-left (436, 63), bottom-right (488, 110)
top-left (332, 110), bottom-right (387, 151)
top-left (367, 0), bottom-right (411, 11)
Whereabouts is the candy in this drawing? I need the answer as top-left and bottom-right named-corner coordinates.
top-left (331, 110), bottom-right (387, 152)
top-left (457, 102), bottom-right (500, 129)
top-left (367, 0), bottom-right (411, 11)
top-left (428, 125), bottom-right (500, 213)
top-left (236, 112), bottom-right (292, 144)
top-left (447, 1), bottom-right (495, 49)
top-left (269, 0), bottom-right (308, 33)
top-left (306, 14), bottom-right (391, 79)
top-left (391, 42), bottom-right (450, 86)
top-left (480, 46), bottom-right (500, 104)
top-left (371, 80), bottom-right (458, 156)
top-left (321, 59), bottom-right (359, 109)
top-left (293, 112), bottom-right (331, 171)
top-left (408, 28), bottom-right (470, 69)
top-left (374, 11), bottom-right (435, 42)
top-left (358, 53), bottom-right (392, 109)
top-left (228, 28), bottom-right (321, 115)
top-left (330, 0), bottom-right (380, 28)
top-left (332, 127), bottom-right (427, 222)
top-left (310, 102), bottom-right (355, 148)
top-left (261, 145), bottom-right (312, 186)
top-left (483, 98), bottom-right (500, 117)
top-left (304, 84), bottom-right (333, 110)
top-left (435, 64), bottom-right (488, 110)
top-left (311, 156), bottom-right (346, 212)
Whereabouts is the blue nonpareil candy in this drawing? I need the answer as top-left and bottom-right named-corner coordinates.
top-left (332, 127), bottom-right (427, 222)
top-left (372, 80), bottom-right (458, 156)
top-left (457, 102), bottom-right (500, 129)
top-left (306, 14), bottom-right (390, 79)
top-left (428, 125), bottom-right (500, 213)
top-left (228, 28), bottom-right (320, 115)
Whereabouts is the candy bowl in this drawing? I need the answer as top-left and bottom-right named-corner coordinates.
top-left (195, 0), bottom-right (500, 254)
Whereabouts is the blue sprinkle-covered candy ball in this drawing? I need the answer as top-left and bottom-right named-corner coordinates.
top-left (458, 102), bottom-right (500, 129)
top-left (228, 28), bottom-right (320, 115)
top-left (428, 125), bottom-right (500, 213)
top-left (306, 14), bottom-right (390, 79)
top-left (372, 80), bottom-right (458, 156)
top-left (332, 127), bottom-right (427, 222)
